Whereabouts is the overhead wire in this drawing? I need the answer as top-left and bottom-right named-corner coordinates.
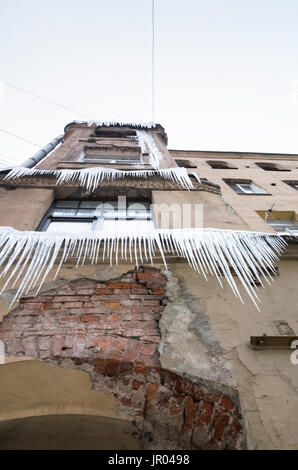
top-left (3, 82), bottom-right (96, 120)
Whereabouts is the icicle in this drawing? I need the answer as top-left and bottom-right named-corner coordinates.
top-left (70, 121), bottom-right (156, 129)
top-left (4, 166), bottom-right (194, 191)
top-left (136, 130), bottom-right (164, 169)
top-left (0, 226), bottom-right (288, 308)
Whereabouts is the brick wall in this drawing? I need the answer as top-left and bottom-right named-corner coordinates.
top-left (0, 267), bottom-right (245, 449)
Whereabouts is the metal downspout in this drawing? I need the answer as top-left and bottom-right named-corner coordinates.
top-left (20, 134), bottom-right (64, 168)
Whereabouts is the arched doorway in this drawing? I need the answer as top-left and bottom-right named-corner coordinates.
top-left (0, 414), bottom-right (139, 450)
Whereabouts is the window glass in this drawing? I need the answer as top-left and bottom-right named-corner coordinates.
top-left (52, 209), bottom-right (77, 217)
top-left (39, 199), bottom-right (153, 232)
top-left (127, 202), bottom-right (151, 218)
top-left (102, 219), bottom-right (155, 232)
top-left (232, 183), bottom-right (267, 194)
top-left (76, 209), bottom-right (97, 217)
top-left (46, 221), bottom-right (93, 233)
top-left (267, 219), bottom-right (298, 234)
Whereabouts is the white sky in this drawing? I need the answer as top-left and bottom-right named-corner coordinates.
top-left (1, 0), bottom-right (298, 166)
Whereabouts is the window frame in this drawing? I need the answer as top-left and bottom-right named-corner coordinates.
top-left (37, 199), bottom-right (153, 233)
top-left (283, 180), bottom-right (298, 191)
top-left (223, 179), bottom-right (269, 195)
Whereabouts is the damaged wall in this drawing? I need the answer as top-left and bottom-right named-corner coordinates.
top-left (0, 267), bottom-right (246, 450)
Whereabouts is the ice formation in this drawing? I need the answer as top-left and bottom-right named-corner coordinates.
top-left (5, 166), bottom-right (194, 191)
top-left (67, 121), bottom-right (156, 129)
top-left (135, 130), bottom-right (164, 169)
top-left (0, 227), bottom-right (286, 308)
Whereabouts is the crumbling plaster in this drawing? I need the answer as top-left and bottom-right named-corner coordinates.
top-left (0, 257), bottom-right (297, 449)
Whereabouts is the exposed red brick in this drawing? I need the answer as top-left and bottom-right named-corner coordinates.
top-left (103, 301), bottom-right (121, 310)
top-left (132, 379), bottom-right (143, 390)
top-left (105, 358), bottom-right (120, 376)
top-left (113, 337), bottom-right (128, 352)
top-left (62, 301), bottom-right (83, 308)
top-left (95, 288), bottom-right (114, 295)
top-left (184, 396), bottom-right (196, 427)
top-left (80, 315), bottom-right (100, 322)
top-left (141, 343), bottom-right (157, 357)
top-left (22, 297), bottom-right (53, 303)
top-left (75, 289), bottom-right (95, 295)
top-left (97, 336), bottom-right (113, 352)
top-left (0, 269), bottom-right (244, 450)
top-left (21, 302), bottom-right (44, 310)
top-left (197, 401), bottom-right (214, 428)
top-left (151, 288), bottom-right (166, 295)
top-left (218, 396), bottom-right (235, 411)
top-left (60, 316), bottom-right (80, 322)
top-left (176, 377), bottom-right (191, 394)
top-left (107, 283), bottom-right (134, 289)
top-left (54, 295), bottom-right (90, 302)
top-left (22, 336), bottom-right (37, 357)
top-left (170, 395), bottom-right (184, 415)
top-left (133, 363), bottom-right (148, 375)
top-left (146, 383), bottom-right (159, 403)
top-left (212, 408), bottom-right (230, 441)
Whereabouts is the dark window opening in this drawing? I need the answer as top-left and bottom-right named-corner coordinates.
top-left (175, 159), bottom-right (197, 168)
top-left (92, 128), bottom-right (137, 139)
top-left (255, 162), bottom-right (290, 171)
top-left (283, 180), bottom-right (298, 191)
top-left (207, 160), bottom-right (237, 169)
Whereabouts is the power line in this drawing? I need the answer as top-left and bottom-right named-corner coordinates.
top-left (152, 0), bottom-right (155, 123)
top-left (4, 82), bottom-right (96, 120)
top-left (0, 128), bottom-right (42, 148)
top-left (0, 156), bottom-right (18, 164)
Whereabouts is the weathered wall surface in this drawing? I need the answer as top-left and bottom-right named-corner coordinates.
top-left (0, 267), bottom-right (246, 450)
top-left (170, 151), bottom-right (298, 233)
top-left (169, 260), bottom-right (298, 450)
top-left (0, 187), bottom-right (53, 231)
top-left (0, 253), bottom-right (297, 449)
top-left (152, 190), bottom-right (249, 230)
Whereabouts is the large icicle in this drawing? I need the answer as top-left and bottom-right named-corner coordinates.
top-left (4, 166), bottom-right (194, 191)
top-left (136, 130), bottom-right (164, 169)
top-left (0, 227), bottom-right (286, 308)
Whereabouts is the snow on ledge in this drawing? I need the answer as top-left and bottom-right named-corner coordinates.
top-left (66, 120), bottom-right (157, 129)
top-left (0, 227), bottom-right (286, 309)
top-left (4, 166), bottom-right (195, 191)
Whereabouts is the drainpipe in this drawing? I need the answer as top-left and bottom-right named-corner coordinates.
top-left (20, 134), bottom-right (64, 169)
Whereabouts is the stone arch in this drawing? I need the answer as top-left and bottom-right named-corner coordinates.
top-left (0, 360), bottom-right (140, 450)
top-left (0, 267), bottom-right (246, 449)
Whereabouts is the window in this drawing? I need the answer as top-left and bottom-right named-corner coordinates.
top-left (83, 145), bottom-right (142, 166)
top-left (84, 159), bottom-right (143, 166)
top-left (224, 179), bottom-right (268, 195)
top-left (207, 160), bottom-right (237, 169)
top-left (255, 162), bottom-right (290, 172)
top-left (283, 180), bottom-right (298, 191)
top-left (92, 128), bottom-right (137, 139)
top-left (37, 200), bottom-right (154, 233)
top-left (266, 218), bottom-right (298, 236)
top-left (175, 159), bottom-right (197, 168)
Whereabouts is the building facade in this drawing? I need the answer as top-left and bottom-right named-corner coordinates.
top-left (0, 121), bottom-right (297, 449)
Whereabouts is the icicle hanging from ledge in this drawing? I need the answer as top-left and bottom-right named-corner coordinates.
top-left (135, 130), bottom-right (164, 169)
top-left (4, 166), bottom-right (194, 191)
top-left (0, 227), bottom-right (286, 309)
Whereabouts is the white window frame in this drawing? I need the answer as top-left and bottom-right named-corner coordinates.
top-left (236, 183), bottom-right (267, 194)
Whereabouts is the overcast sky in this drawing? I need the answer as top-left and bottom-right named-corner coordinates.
top-left (1, 0), bottom-right (298, 166)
